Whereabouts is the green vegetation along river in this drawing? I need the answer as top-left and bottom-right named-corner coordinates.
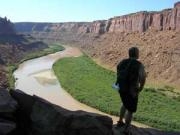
top-left (53, 55), bottom-right (180, 132)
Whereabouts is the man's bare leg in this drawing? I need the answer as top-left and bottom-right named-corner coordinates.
top-left (119, 105), bottom-right (126, 122)
top-left (116, 104), bottom-right (126, 128)
top-left (124, 110), bottom-right (133, 133)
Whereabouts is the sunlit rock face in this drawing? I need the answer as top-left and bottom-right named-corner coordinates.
top-left (108, 2), bottom-right (180, 33)
top-left (15, 2), bottom-right (180, 34)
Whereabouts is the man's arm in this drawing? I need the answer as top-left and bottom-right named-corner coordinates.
top-left (116, 63), bottom-right (120, 85)
top-left (116, 60), bottom-right (123, 85)
top-left (139, 64), bottom-right (146, 92)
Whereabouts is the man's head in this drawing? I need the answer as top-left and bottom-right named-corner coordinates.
top-left (129, 47), bottom-right (139, 59)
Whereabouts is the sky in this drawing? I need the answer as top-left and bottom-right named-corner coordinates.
top-left (0, 0), bottom-right (179, 23)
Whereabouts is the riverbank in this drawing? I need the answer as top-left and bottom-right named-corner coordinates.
top-left (8, 43), bottom-right (65, 88)
top-left (14, 45), bottom-right (149, 129)
top-left (53, 55), bottom-right (180, 132)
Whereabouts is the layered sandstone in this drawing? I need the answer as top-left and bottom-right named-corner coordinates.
top-left (98, 2), bottom-right (180, 33)
top-left (15, 22), bottom-right (90, 33)
top-left (15, 2), bottom-right (180, 34)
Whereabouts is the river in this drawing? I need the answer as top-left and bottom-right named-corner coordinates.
top-left (13, 46), bottom-right (148, 127)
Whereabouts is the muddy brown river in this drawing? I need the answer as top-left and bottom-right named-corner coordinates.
top-left (13, 46), bottom-right (148, 127)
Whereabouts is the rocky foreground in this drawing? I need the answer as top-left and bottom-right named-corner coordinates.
top-left (0, 89), bottom-right (179, 135)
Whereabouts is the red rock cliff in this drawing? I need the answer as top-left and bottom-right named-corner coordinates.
top-left (89, 2), bottom-right (180, 33)
top-left (15, 2), bottom-right (180, 34)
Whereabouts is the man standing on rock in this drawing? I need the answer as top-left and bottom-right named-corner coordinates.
top-left (115, 47), bottom-right (146, 134)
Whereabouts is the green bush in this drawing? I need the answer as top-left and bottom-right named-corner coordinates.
top-left (7, 64), bottom-right (18, 89)
top-left (20, 43), bottom-right (65, 63)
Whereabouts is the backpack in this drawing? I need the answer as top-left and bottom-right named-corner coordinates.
top-left (116, 59), bottom-right (139, 92)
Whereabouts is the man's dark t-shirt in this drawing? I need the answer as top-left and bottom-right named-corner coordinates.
top-left (116, 58), bottom-right (146, 112)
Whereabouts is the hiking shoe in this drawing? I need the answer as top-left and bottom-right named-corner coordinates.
top-left (115, 121), bottom-right (125, 128)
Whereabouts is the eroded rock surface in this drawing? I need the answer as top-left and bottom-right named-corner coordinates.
top-left (9, 89), bottom-right (113, 135)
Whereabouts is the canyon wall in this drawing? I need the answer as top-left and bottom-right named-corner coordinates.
top-left (0, 17), bottom-right (49, 89)
top-left (13, 2), bottom-right (180, 89)
top-left (108, 2), bottom-right (180, 33)
top-left (91, 2), bottom-right (180, 33)
top-left (15, 2), bottom-right (180, 34)
top-left (15, 22), bottom-right (90, 33)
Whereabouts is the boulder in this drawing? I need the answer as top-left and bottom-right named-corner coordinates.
top-left (9, 89), bottom-right (35, 134)
top-left (9, 90), bottom-right (113, 135)
top-left (9, 89), bottom-right (35, 116)
top-left (0, 89), bottom-right (17, 134)
top-left (0, 89), bottom-right (18, 114)
top-left (30, 97), bottom-right (113, 135)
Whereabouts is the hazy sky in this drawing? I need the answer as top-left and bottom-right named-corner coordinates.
top-left (0, 0), bottom-right (179, 22)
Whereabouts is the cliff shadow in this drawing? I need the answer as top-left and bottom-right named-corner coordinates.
top-left (0, 34), bottom-right (28, 45)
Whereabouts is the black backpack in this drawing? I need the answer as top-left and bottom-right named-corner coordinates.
top-left (116, 59), bottom-right (140, 92)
